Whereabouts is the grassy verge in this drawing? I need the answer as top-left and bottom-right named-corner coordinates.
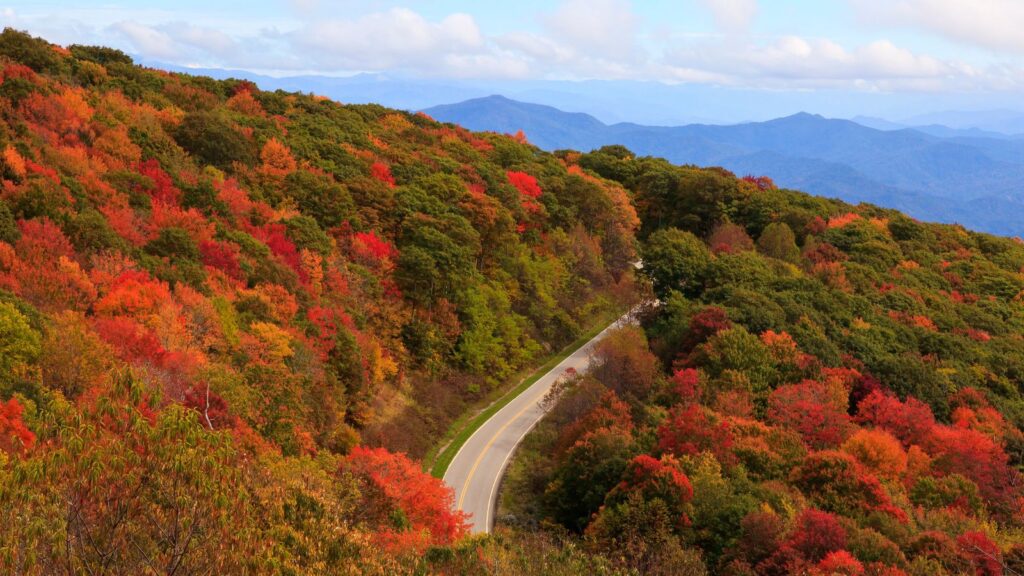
top-left (426, 309), bottom-right (620, 478)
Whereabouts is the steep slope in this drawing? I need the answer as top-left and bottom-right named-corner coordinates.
top-left (0, 29), bottom-right (640, 573)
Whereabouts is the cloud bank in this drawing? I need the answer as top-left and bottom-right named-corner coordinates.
top-left (1, 0), bottom-right (1022, 93)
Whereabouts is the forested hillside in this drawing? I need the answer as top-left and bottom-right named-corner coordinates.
top-left (502, 146), bottom-right (1024, 574)
top-left (4, 28), bottom-right (1024, 576)
top-left (0, 29), bottom-right (638, 573)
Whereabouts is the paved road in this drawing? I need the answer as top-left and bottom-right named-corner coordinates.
top-left (443, 312), bottom-right (634, 534)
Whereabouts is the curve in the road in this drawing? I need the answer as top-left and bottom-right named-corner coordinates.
top-left (442, 312), bottom-right (634, 534)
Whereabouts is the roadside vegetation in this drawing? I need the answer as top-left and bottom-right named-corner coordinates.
top-left (500, 148), bottom-right (1024, 575)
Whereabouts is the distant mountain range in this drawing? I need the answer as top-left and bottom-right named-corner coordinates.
top-left (902, 109), bottom-right (1024, 135)
top-left (151, 62), bottom-right (1024, 131)
top-left (852, 116), bottom-right (1024, 141)
top-left (425, 96), bottom-right (1024, 236)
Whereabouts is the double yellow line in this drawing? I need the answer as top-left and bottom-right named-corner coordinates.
top-left (450, 309), bottom-right (634, 530)
top-left (456, 389), bottom-right (548, 510)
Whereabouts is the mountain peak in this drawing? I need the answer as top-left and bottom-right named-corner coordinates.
top-left (423, 95), bottom-right (608, 149)
top-left (775, 111), bottom-right (827, 123)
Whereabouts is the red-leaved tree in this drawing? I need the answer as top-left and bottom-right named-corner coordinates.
top-left (344, 446), bottom-right (469, 553)
top-left (657, 403), bottom-right (736, 466)
top-left (0, 398), bottom-right (35, 456)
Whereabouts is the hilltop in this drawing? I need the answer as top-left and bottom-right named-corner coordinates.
top-left (426, 96), bottom-right (1024, 236)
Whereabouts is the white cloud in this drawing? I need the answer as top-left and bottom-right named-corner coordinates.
top-left (107, 20), bottom-right (296, 71)
top-left (13, 1), bottom-right (1020, 92)
top-left (111, 20), bottom-right (180, 60)
top-left (699, 0), bottom-right (758, 32)
top-left (291, 9), bottom-right (486, 70)
top-left (496, 32), bottom-right (576, 63)
top-left (165, 23), bottom-right (238, 56)
top-left (545, 0), bottom-right (640, 61)
top-left (441, 53), bottom-right (531, 79)
top-left (850, 0), bottom-right (1024, 53)
top-left (289, 0), bottom-right (320, 11)
top-left (662, 34), bottom-right (977, 90)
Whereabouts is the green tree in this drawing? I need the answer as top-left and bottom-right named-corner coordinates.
top-left (642, 228), bottom-right (711, 298)
top-left (690, 326), bottom-right (777, 396)
top-left (586, 491), bottom-right (707, 576)
top-left (757, 222), bottom-right (800, 263)
top-left (64, 208), bottom-right (127, 255)
top-left (68, 44), bottom-right (133, 66)
top-left (283, 170), bottom-right (356, 228)
top-left (545, 428), bottom-right (636, 532)
top-left (0, 300), bottom-right (41, 394)
top-left (285, 215), bottom-right (333, 255)
top-left (0, 201), bottom-right (18, 244)
top-left (395, 214), bottom-right (479, 307)
top-left (173, 111), bottom-right (256, 170)
top-left (0, 28), bottom-right (61, 72)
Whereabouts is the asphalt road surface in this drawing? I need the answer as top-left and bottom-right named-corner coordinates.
top-left (442, 312), bottom-right (634, 534)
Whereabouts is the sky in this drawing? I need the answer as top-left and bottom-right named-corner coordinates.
top-left (3, 1), bottom-right (1024, 120)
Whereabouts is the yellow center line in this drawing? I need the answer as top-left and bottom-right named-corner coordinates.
top-left (457, 390), bottom-right (549, 510)
top-left (451, 314), bottom-right (629, 524)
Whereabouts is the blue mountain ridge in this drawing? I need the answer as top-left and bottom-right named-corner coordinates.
top-left (425, 96), bottom-right (1024, 236)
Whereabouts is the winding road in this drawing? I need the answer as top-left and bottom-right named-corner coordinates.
top-left (443, 312), bottom-right (634, 534)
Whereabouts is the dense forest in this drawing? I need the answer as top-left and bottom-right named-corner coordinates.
top-left (502, 148), bottom-right (1024, 574)
top-left (2, 28), bottom-right (1024, 575)
top-left (0, 29), bottom-right (638, 573)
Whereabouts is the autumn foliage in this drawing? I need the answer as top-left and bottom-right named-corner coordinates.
top-left (345, 446), bottom-right (469, 552)
top-left (0, 398), bottom-right (34, 455)
top-left (500, 136), bottom-right (1024, 574)
top-left (657, 403), bottom-right (735, 465)
top-left (0, 29), bottom-right (640, 574)
top-left (5, 28), bottom-right (1024, 575)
